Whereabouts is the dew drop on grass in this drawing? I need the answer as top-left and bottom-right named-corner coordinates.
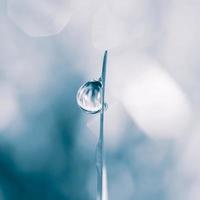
top-left (76, 80), bottom-right (102, 114)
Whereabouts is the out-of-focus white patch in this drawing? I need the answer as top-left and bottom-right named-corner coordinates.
top-left (108, 51), bottom-right (192, 138)
top-left (178, 124), bottom-right (200, 179)
top-left (7, 0), bottom-right (73, 37)
top-left (109, 164), bottom-right (135, 200)
top-left (92, 0), bottom-right (154, 50)
top-left (187, 183), bottom-right (200, 200)
top-left (159, 1), bottom-right (200, 89)
top-left (0, 20), bottom-right (51, 95)
top-left (122, 65), bottom-right (192, 138)
top-left (5, 57), bottom-right (49, 95)
top-left (92, 3), bottom-right (129, 50)
top-left (0, 13), bottom-right (52, 96)
top-left (0, 84), bottom-right (19, 130)
top-left (107, 0), bottom-right (150, 20)
top-left (166, 123), bottom-right (200, 200)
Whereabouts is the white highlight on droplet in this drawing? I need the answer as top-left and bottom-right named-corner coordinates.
top-left (76, 80), bottom-right (102, 114)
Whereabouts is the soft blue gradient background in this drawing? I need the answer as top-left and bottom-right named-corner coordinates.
top-left (0, 0), bottom-right (199, 199)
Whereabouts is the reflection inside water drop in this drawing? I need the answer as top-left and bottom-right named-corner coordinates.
top-left (76, 80), bottom-right (102, 114)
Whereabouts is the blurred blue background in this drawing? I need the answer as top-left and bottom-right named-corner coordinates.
top-left (0, 0), bottom-right (200, 199)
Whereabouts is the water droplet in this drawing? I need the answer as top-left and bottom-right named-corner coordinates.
top-left (76, 80), bottom-right (102, 114)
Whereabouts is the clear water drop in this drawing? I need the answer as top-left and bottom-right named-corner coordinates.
top-left (76, 80), bottom-right (102, 114)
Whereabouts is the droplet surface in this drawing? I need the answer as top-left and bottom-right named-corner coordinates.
top-left (76, 80), bottom-right (102, 114)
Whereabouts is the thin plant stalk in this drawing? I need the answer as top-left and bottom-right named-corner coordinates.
top-left (96, 50), bottom-right (108, 200)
